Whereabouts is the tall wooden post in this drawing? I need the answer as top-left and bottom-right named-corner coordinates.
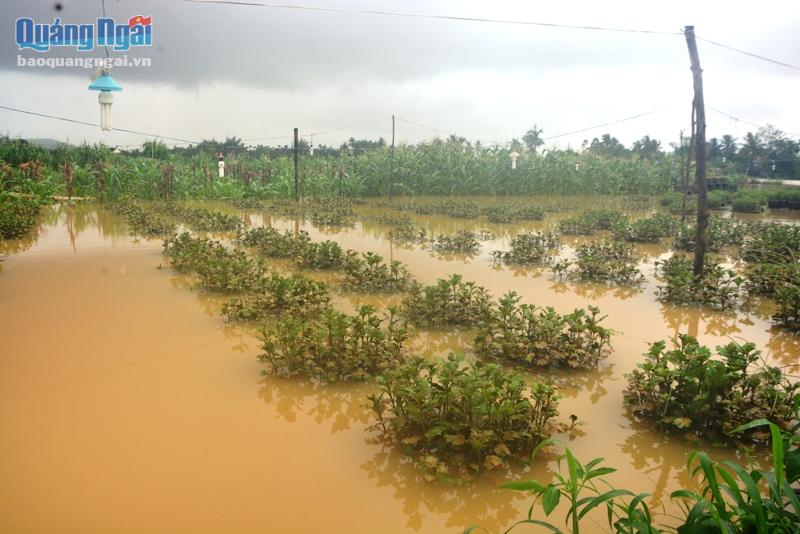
top-left (389, 114), bottom-right (396, 200)
top-left (684, 26), bottom-right (708, 277)
top-left (293, 127), bottom-right (300, 202)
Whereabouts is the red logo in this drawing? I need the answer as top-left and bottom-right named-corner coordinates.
top-left (128, 15), bottom-right (152, 28)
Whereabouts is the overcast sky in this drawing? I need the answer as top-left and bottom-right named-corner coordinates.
top-left (0, 0), bottom-right (798, 150)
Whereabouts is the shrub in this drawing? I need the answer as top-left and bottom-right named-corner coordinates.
top-left (612, 212), bottom-right (678, 242)
top-left (558, 209), bottom-right (626, 236)
top-left (474, 292), bottom-right (613, 369)
top-left (238, 227), bottom-right (311, 258)
top-left (624, 335), bottom-right (800, 441)
top-left (431, 230), bottom-right (480, 253)
top-left (0, 194), bottom-right (41, 239)
top-left (402, 274), bottom-right (492, 327)
top-left (294, 239), bottom-right (347, 270)
top-left (108, 199), bottom-right (176, 236)
top-left (675, 217), bottom-right (747, 252)
top-left (222, 272), bottom-right (330, 321)
top-left (731, 192), bottom-right (766, 213)
top-left (774, 281), bottom-right (800, 332)
top-left (492, 232), bottom-right (559, 265)
top-left (153, 202), bottom-right (243, 231)
top-left (258, 305), bottom-right (407, 381)
top-left (655, 254), bottom-right (745, 310)
top-left (742, 222), bottom-right (800, 265)
top-left (368, 353), bottom-right (560, 482)
top-left (342, 251), bottom-right (413, 292)
top-left (415, 199), bottom-right (480, 219)
top-left (555, 240), bottom-right (643, 284)
top-left (163, 232), bottom-right (265, 292)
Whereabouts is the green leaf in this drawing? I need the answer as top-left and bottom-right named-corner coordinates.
top-left (503, 518), bottom-right (562, 534)
top-left (501, 480), bottom-right (547, 493)
top-left (542, 485), bottom-right (561, 516)
top-left (577, 489), bottom-right (634, 520)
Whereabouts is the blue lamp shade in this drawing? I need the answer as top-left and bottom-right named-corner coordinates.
top-left (88, 73), bottom-right (123, 92)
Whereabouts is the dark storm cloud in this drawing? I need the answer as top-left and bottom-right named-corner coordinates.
top-left (0, 0), bottom-right (694, 89)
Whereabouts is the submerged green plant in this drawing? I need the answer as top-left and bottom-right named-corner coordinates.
top-left (258, 305), bottom-right (407, 381)
top-left (402, 274), bottom-right (492, 327)
top-left (162, 232), bottom-right (265, 292)
top-left (107, 199), bottom-right (176, 236)
top-left (431, 230), bottom-right (481, 253)
top-left (342, 251), bottom-right (413, 292)
top-left (368, 353), bottom-right (560, 483)
top-left (238, 226), bottom-right (311, 258)
top-left (0, 194), bottom-right (42, 239)
top-left (655, 254), bottom-right (745, 310)
top-left (624, 334), bottom-right (800, 442)
top-left (612, 213), bottom-right (677, 243)
top-left (222, 272), bottom-right (330, 321)
top-left (558, 209), bottom-right (626, 236)
top-left (474, 292), bottom-right (613, 370)
top-left (555, 240), bottom-right (643, 284)
top-left (492, 232), bottom-right (560, 265)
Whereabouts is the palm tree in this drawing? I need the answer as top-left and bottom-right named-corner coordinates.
top-left (523, 125), bottom-right (544, 152)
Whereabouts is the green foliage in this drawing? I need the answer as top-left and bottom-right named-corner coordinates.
top-left (673, 419), bottom-right (800, 533)
top-left (773, 281), bottom-right (800, 332)
top-left (153, 202), bottom-right (243, 231)
top-left (655, 254), bottom-right (745, 310)
top-left (294, 239), bottom-right (347, 270)
top-left (415, 199), bottom-right (480, 218)
top-left (478, 417), bottom-right (800, 534)
top-left (742, 222), bottom-right (800, 265)
top-left (498, 446), bottom-right (659, 534)
top-left (222, 272), bottom-right (330, 321)
top-left (162, 232), bottom-right (265, 292)
top-left (258, 305), bottom-right (407, 381)
top-left (482, 204), bottom-right (545, 223)
top-left (624, 335), bottom-right (799, 441)
top-left (238, 226), bottom-right (310, 258)
top-left (342, 251), bottom-right (413, 292)
top-left (0, 194), bottom-right (42, 239)
top-left (402, 274), bottom-right (493, 328)
top-left (474, 292), bottom-right (613, 370)
top-left (558, 209), bottom-right (627, 236)
top-left (731, 192), bottom-right (767, 213)
top-left (612, 213), bottom-right (678, 243)
top-left (368, 354), bottom-right (559, 482)
top-left (675, 217), bottom-right (748, 252)
top-left (492, 232), bottom-right (560, 265)
top-left (107, 199), bottom-right (176, 237)
top-left (431, 230), bottom-right (481, 253)
top-left (555, 240), bottom-right (643, 284)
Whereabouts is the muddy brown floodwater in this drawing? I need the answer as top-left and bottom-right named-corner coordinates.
top-left (1, 200), bottom-right (798, 534)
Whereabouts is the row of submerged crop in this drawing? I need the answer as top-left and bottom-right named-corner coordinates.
top-left (153, 205), bottom-right (798, 485)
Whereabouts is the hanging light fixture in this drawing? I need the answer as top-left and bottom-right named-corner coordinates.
top-left (510, 149), bottom-right (520, 170)
top-left (88, 70), bottom-right (122, 131)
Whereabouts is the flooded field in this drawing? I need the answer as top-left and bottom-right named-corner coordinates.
top-left (1, 198), bottom-right (798, 534)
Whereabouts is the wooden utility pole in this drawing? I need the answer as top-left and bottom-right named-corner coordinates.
top-left (293, 127), bottom-right (300, 202)
top-left (389, 114), bottom-right (396, 200)
top-left (684, 26), bottom-right (708, 277)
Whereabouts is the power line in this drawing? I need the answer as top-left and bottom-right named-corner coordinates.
top-left (0, 104), bottom-right (201, 144)
top-left (243, 116), bottom-right (391, 142)
top-left (543, 107), bottom-right (671, 140)
top-left (708, 107), bottom-right (800, 137)
top-left (181, 0), bottom-right (680, 35)
top-left (697, 35), bottom-right (800, 72)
